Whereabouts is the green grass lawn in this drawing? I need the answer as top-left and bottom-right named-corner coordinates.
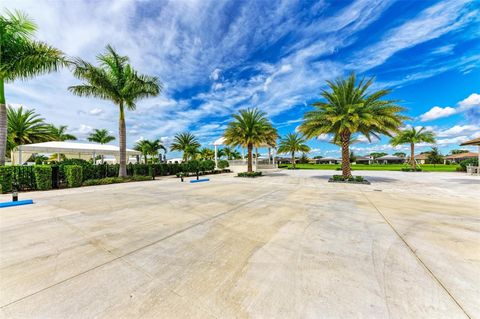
top-left (280, 163), bottom-right (460, 172)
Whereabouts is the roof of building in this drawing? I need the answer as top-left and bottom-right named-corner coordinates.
top-left (355, 156), bottom-right (373, 160)
top-left (414, 153), bottom-right (430, 160)
top-left (14, 141), bottom-right (140, 155)
top-left (460, 138), bottom-right (480, 146)
top-left (376, 155), bottom-right (404, 160)
top-left (444, 152), bottom-right (479, 159)
top-left (317, 157), bottom-right (341, 161)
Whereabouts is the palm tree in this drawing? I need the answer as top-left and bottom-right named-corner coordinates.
top-left (390, 127), bottom-right (435, 170)
top-left (69, 45), bottom-right (161, 177)
top-left (0, 10), bottom-right (66, 164)
top-left (47, 124), bottom-right (77, 141)
top-left (277, 133), bottom-right (310, 169)
top-left (299, 73), bottom-right (406, 178)
top-left (87, 129), bottom-right (115, 163)
top-left (222, 146), bottom-right (233, 160)
top-left (224, 108), bottom-right (277, 172)
top-left (170, 132), bottom-right (200, 161)
top-left (198, 147), bottom-right (215, 160)
top-left (7, 106), bottom-right (52, 153)
top-left (134, 139), bottom-right (166, 163)
top-left (87, 128), bottom-right (115, 144)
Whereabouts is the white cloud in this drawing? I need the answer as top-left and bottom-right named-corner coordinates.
top-left (420, 92), bottom-right (480, 122)
top-left (458, 93), bottom-right (480, 111)
top-left (420, 106), bottom-right (457, 121)
top-left (436, 136), bottom-right (470, 145)
top-left (351, 0), bottom-right (475, 70)
top-left (437, 124), bottom-right (479, 137)
top-left (316, 134), bottom-right (331, 141)
top-left (88, 108), bottom-right (104, 115)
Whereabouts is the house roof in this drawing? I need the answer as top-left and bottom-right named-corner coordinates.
top-left (14, 141), bottom-right (140, 156)
top-left (317, 157), bottom-right (341, 161)
top-left (460, 138), bottom-right (480, 146)
top-left (376, 155), bottom-right (403, 160)
top-left (444, 152), bottom-right (479, 159)
top-left (414, 153), bottom-right (430, 160)
top-left (356, 156), bottom-right (372, 160)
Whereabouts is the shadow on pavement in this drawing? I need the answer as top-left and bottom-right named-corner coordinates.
top-left (443, 178), bottom-right (480, 185)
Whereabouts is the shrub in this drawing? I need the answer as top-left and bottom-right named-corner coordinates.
top-left (458, 158), bottom-right (479, 172)
top-left (330, 175), bottom-right (369, 184)
top-left (401, 167), bottom-right (422, 172)
top-left (82, 175), bottom-right (152, 186)
top-left (200, 160), bottom-right (215, 172)
top-left (59, 159), bottom-right (93, 181)
top-left (34, 165), bottom-right (52, 190)
top-left (237, 171), bottom-right (262, 177)
top-left (0, 166), bottom-right (13, 193)
top-left (12, 166), bottom-right (36, 191)
top-left (65, 165), bottom-right (83, 187)
top-left (217, 160), bottom-right (229, 169)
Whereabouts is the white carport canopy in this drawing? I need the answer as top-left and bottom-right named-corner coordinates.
top-left (12, 141), bottom-right (141, 165)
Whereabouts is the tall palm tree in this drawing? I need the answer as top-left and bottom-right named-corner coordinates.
top-left (299, 73), bottom-right (406, 178)
top-left (87, 128), bottom-right (115, 144)
top-left (224, 108), bottom-right (277, 172)
top-left (170, 132), bottom-right (200, 161)
top-left (0, 10), bottom-right (66, 164)
top-left (69, 45), bottom-right (161, 177)
top-left (134, 139), bottom-right (166, 163)
top-left (390, 127), bottom-right (435, 170)
top-left (47, 124), bottom-right (77, 141)
top-left (277, 133), bottom-right (310, 169)
top-left (7, 106), bottom-right (52, 153)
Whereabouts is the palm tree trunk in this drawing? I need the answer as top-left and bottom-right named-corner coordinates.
top-left (118, 103), bottom-right (127, 177)
top-left (292, 151), bottom-right (295, 169)
top-left (247, 143), bottom-right (253, 172)
top-left (410, 143), bottom-right (415, 170)
top-left (0, 78), bottom-right (7, 166)
top-left (341, 132), bottom-right (351, 178)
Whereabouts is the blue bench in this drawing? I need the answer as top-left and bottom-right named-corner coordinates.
top-left (0, 199), bottom-right (34, 208)
top-left (190, 178), bottom-right (210, 183)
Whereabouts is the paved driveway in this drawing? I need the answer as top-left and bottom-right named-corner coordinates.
top-left (0, 171), bottom-right (478, 318)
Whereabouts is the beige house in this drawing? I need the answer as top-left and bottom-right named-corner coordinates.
top-left (443, 152), bottom-right (479, 164)
top-left (414, 153), bottom-right (429, 164)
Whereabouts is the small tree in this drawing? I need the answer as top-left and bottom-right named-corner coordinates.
top-left (390, 127), bottom-right (436, 170)
top-left (277, 133), bottom-right (310, 169)
top-left (427, 147), bottom-right (443, 166)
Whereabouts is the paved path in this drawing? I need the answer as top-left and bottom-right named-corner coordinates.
top-left (0, 171), bottom-right (478, 318)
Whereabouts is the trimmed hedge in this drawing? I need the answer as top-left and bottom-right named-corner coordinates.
top-left (33, 165), bottom-right (52, 190)
top-left (0, 166), bottom-right (13, 193)
top-left (65, 165), bottom-right (83, 187)
top-left (217, 160), bottom-right (229, 169)
top-left (0, 161), bottom-right (220, 193)
top-left (237, 171), bottom-right (262, 178)
top-left (83, 175), bottom-right (152, 186)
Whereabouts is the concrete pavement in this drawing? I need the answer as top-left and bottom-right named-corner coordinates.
top-left (0, 170), bottom-right (478, 318)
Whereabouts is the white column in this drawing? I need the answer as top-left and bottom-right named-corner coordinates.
top-left (92, 152), bottom-right (96, 165)
top-left (18, 146), bottom-right (22, 165)
top-left (214, 145), bottom-right (218, 169)
top-left (478, 145), bottom-right (480, 175)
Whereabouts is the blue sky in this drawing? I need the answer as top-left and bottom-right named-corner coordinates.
top-left (2, 0), bottom-right (480, 158)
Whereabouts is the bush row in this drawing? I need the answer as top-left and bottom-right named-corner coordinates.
top-left (0, 159), bottom-right (224, 193)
